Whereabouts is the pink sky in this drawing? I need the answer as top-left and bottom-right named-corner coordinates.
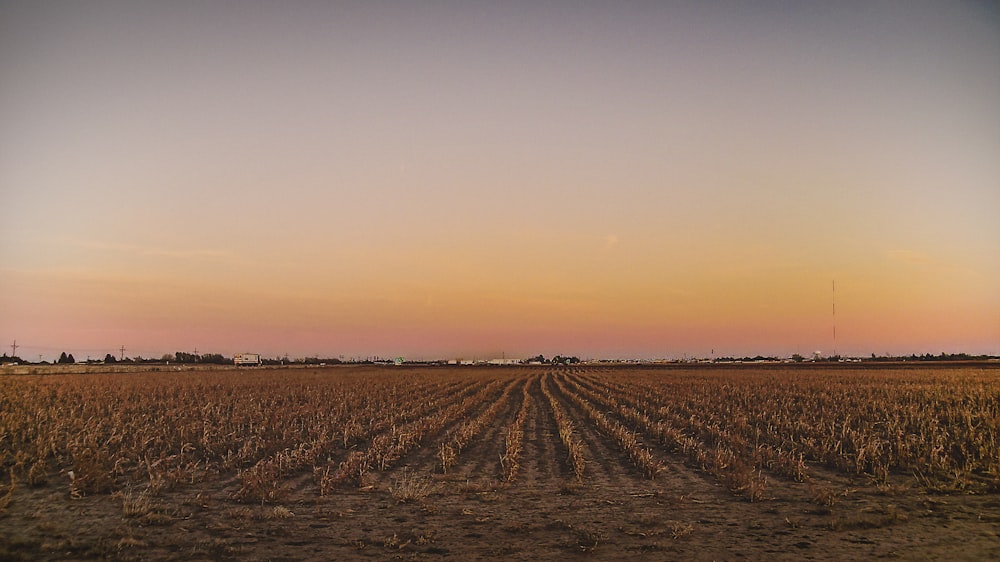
top-left (2, 2), bottom-right (998, 361)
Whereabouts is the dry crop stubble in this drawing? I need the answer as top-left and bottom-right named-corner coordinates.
top-left (1, 364), bottom-right (999, 560)
top-left (500, 378), bottom-right (532, 481)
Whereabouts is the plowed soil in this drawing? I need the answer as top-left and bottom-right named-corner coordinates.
top-left (2, 365), bottom-right (998, 560)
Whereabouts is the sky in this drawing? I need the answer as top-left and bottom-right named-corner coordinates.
top-left (2, 1), bottom-right (998, 361)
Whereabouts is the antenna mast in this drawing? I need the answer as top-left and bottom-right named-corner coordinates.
top-left (832, 280), bottom-right (837, 357)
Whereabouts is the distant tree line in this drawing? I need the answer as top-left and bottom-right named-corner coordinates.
top-left (43, 352), bottom-right (235, 365)
top-left (1, 353), bottom-right (25, 364)
top-left (298, 357), bottom-right (343, 365)
top-left (716, 355), bottom-right (781, 363)
top-left (525, 355), bottom-right (581, 365)
top-left (3, 350), bottom-right (995, 367)
top-left (898, 352), bottom-right (991, 362)
top-left (160, 352), bottom-right (230, 364)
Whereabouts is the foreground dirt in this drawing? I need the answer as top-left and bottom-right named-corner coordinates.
top-left (2, 366), bottom-right (999, 560)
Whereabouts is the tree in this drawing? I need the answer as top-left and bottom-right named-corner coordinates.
top-left (174, 352), bottom-right (198, 363)
top-left (200, 353), bottom-right (228, 364)
top-left (1, 353), bottom-right (24, 364)
top-left (104, 353), bottom-right (117, 363)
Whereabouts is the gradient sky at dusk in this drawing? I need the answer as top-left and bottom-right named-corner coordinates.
top-left (2, 1), bottom-right (998, 361)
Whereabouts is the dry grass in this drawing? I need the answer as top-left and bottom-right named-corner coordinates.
top-left (809, 484), bottom-right (842, 507)
top-left (0, 468), bottom-right (15, 512)
top-left (114, 487), bottom-right (153, 518)
top-left (388, 469), bottom-right (436, 503)
top-left (27, 459), bottom-right (48, 487)
top-left (670, 522), bottom-right (694, 539)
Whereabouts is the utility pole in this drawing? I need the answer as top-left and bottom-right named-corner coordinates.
top-left (120, 345), bottom-right (126, 361)
top-left (10, 339), bottom-right (17, 358)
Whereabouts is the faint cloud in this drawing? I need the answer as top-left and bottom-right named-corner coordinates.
top-left (603, 234), bottom-right (619, 250)
top-left (886, 249), bottom-right (933, 265)
top-left (145, 247), bottom-right (229, 260)
top-left (66, 238), bottom-right (230, 261)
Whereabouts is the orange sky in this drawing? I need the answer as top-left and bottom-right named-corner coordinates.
top-left (2, 2), bottom-right (998, 360)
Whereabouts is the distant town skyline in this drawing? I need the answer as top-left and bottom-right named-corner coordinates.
top-left (3, 2), bottom-right (999, 361)
top-left (4, 341), bottom-right (997, 367)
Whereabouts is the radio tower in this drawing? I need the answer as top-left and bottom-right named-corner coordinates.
top-left (832, 280), bottom-right (837, 357)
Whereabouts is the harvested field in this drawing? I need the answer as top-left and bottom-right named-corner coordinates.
top-left (2, 365), bottom-right (999, 560)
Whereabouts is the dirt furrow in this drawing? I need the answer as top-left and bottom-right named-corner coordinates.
top-left (447, 377), bottom-right (526, 482)
top-left (363, 378), bottom-right (512, 487)
top-left (520, 373), bottom-right (568, 485)
top-left (544, 372), bottom-right (633, 489)
top-left (564, 371), bottom-right (739, 499)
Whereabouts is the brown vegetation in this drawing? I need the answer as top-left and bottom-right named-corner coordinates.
top-left (1, 364), bottom-right (998, 560)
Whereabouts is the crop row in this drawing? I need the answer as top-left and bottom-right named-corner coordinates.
top-left (438, 377), bottom-right (523, 474)
top-left (551, 374), bottom-right (664, 480)
top-left (539, 375), bottom-right (586, 481)
top-left (238, 377), bottom-right (493, 500)
top-left (580, 368), bottom-right (1000, 492)
top-left (562, 372), bottom-right (768, 500)
top-left (499, 377), bottom-right (533, 482)
top-left (315, 378), bottom-right (508, 494)
top-left (0, 370), bottom-right (489, 500)
top-left (2, 366), bottom-right (997, 508)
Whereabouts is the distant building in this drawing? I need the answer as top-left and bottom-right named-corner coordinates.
top-left (234, 353), bottom-right (261, 366)
top-left (488, 358), bottom-right (522, 365)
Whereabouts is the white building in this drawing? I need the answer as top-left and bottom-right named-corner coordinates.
top-left (488, 358), bottom-right (522, 365)
top-left (234, 353), bottom-right (261, 366)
